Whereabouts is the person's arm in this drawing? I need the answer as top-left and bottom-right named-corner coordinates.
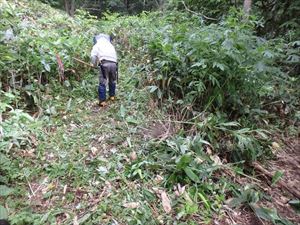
top-left (90, 45), bottom-right (99, 67)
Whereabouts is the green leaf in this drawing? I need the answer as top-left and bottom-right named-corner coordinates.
top-left (0, 154), bottom-right (11, 168)
top-left (0, 205), bottom-right (8, 219)
top-left (287, 54), bottom-right (300, 63)
top-left (180, 144), bottom-right (188, 154)
top-left (198, 192), bottom-right (210, 210)
top-left (271, 171), bottom-right (283, 186)
top-left (176, 154), bottom-right (192, 170)
top-left (288, 199), bottom-right (300, 213)
top-left (219, 121), bottom-right (240, 127)
top-left (185, 201), bottom-right (198, 214)
top-left (184, 167), bottom-right (200, 183)
top-left (78, 213), bottom-right (91, 224)
top-left (255, 61), bottom-right (266, 72)
top-left (66, 98), bottom-right (72, 111)
top-left (143, 189), bottom-right (156, 202)
top-left (263, 50), bottom-right (274, 58)
top-left (126, 116), bottom-right (139, 125)
top-left (251, 204), bottom-right (279, 222)
top-left (251, 204), bottom-right (294, 225)
top-left (41, 59), bottom-right (51, 72)
top-left (0, 185), bottom-right (14, 197)
top-left (212, 62), bottom-right (225, 71)
top-left (148, 85), bottom-right (158, 93)
top-left (191, 59), bottom-right (207, 68)
top-left (119, 104), bottom-right (126, 118)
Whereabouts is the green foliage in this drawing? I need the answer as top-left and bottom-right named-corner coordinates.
top-left (0, 91), bottom-right (41, 153)
top-left (169, 0), bottom-right (239, 19)
top-left (288, 199), bottom-right (300, 214)
top-left (0, 0), bottom-right (98, 107)
top-left (0, 205), bottom-right (8, 220)
top-left (40, 0), bottom-right (161, 16)
top-left (112, 10), bottom-right (299, 167)
top-left (0, 1), bottom-right (298, 224)
top-left (229, 186), bottom-right (295, 225)
top-left (144, 12), bottom-right (280, 115)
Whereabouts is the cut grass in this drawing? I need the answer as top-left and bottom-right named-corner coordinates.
top-left (4, 65), bottom-right (170, 224)
top-left (2, 64), bottom-right (299, 225)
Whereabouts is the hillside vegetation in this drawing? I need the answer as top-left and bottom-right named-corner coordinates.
top-left (0, 0), bottom-right (299, 224)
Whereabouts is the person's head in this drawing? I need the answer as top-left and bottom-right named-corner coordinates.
top-left (93, 33), bottom-right (112, 45)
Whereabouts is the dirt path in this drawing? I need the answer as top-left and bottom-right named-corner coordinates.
top-left (13, 68), bottom-right (166, 224)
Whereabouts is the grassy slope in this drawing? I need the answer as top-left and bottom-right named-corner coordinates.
top-left (5, 56), bottom-right (299, 225)
top-left (7, 63), bottom-right (172, 224)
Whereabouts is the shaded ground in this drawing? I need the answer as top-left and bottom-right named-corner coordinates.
top-left (258, 138), bottom-right (300, 224)
top-left (220, 138), bottom-right (300, 225)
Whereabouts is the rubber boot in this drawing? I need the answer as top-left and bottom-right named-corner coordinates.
top-left (99, 101), bottom-right (107, 107)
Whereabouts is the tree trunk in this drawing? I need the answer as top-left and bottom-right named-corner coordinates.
top-left (64, 0), bottom-right (76, 17)
top-left (243, 0), bottom-right (252, 16)
top-left (124, 0), bottom-right (129, 12)
top-left (64, 0), bottom-right (70, 14)
top-left (70, 0), bottom-right (76, 16)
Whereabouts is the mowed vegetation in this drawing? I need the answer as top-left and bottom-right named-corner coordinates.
top-left (0, 0), bottom-right (299, 224)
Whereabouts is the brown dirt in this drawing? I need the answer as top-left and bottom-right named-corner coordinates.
top-left (216, 206), bottom-right (271, 225)
top-left (257, 137), bottom-right (300, 224)
top-left (213, 137), bottom-right (300, 225)
top-left (143, 120), bottom-right (178, 141)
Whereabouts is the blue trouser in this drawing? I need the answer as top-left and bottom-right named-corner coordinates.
top-left (98, 61), bottom-right (117, 102)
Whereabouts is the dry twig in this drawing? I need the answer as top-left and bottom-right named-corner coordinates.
top-left (181, 1), bottom-right (217, 21)
top-left (253, 162), bottom-right (300, 199)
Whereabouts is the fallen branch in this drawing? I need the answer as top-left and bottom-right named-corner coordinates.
top-left (252, 162), bottom-right (300, 199)
top-left (73, 57), bottom-right (97, 68)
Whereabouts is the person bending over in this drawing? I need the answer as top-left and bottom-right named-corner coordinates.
top-left (91, 33), bottom-right (118, 107)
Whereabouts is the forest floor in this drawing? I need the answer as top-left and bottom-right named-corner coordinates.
top-left (7, 66), bottom-right (300, 225)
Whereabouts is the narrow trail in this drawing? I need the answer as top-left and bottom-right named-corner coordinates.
top-left (25, 67), bottom-right (162, 224)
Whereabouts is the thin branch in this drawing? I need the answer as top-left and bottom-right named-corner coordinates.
top-left (253, 162), bottom-right (300, 199)
top-left (181, 1), bottom-right (217, 21)
top-left (81, 7), bottom-right (103, 12)
top-left (26, 177), bottom-right (35, 197)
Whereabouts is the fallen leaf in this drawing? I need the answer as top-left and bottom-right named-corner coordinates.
top-left (98, 135), bottom-right (105, 142)
top-left (210, 155), bottom-right (222, 166)
top-left (110, 147), bottom-right (118, 154)
top-left (97, 166), bottom-right (109, 175)
top-left (152, 187), bottom-right (160, 194)
top-left (130, 151), bottom-right (137, 161)
top-left (206, 146), bottom-right (212, 155)
top-left (154, 175), bottom-right (164, 184)
top-left (73, 215), bottom-right (79, 225)
top-left (174, 184), bottom-right (185, 196)
top-left (195, 157), bottom-right (204, 164)
top-left (271, 142), bottom-right (281, 153)
top-left (90, 147), bottom-right (97, 155)
top-left (63, 185), bottom-right (68, 194)
top-left (123, 202), bottom-right (140, 209)
top-left (161, 191), bottom-right (172, 213)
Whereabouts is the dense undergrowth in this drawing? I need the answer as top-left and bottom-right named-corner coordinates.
top-left (112, 10), bottom-right (299, 162)
top-left (0, 0), bottom-right (299, 224)
top-left (0, 0), bottom-right (98, 154)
